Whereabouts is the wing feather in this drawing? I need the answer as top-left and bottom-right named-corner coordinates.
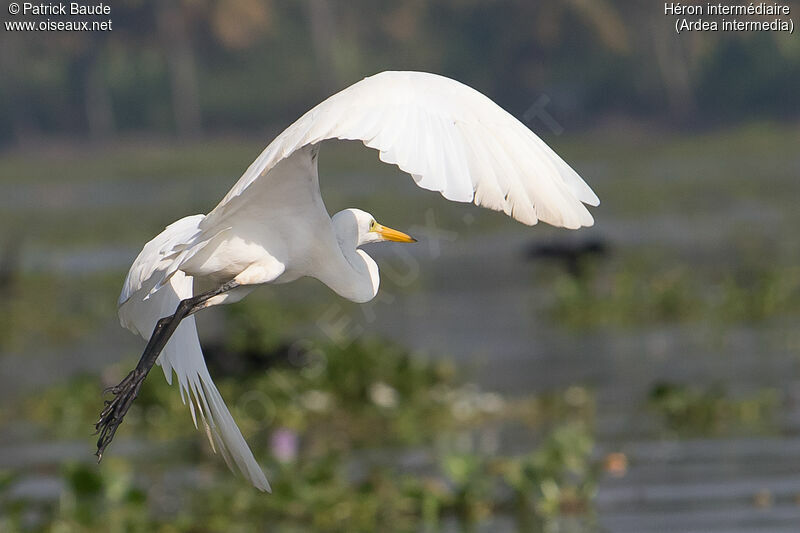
top-left (119, 220), bottom-right (271, 492)
top-left (204, 71), bottom-right (597, 231)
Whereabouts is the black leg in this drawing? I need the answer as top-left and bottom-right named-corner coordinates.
top-left (95, 279), bottom-right (239, 461)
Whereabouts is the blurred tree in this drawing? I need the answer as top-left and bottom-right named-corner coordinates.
top-left (306, 0), bottom-right (341, 93)
top-left (211, 0), bottom-right (272, 50)
top-left (157, 1), bottom-right (203, 138)
top-left (0, 34), bottom-right (41, 144)
top-left (1, 0), bottom-right (798, 146)
top-left (648, 7), bottom-right (698, 120)
top-left (79, 36), bottom-right (116, 141)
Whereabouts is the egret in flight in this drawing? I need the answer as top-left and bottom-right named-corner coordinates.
top-left (95, 71), bottom-right (599, 492)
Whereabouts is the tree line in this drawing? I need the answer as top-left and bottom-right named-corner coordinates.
top-left (2, 0), bottom-right (798, 146)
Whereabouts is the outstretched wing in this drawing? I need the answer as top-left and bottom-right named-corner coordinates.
top-left (119, 216), bottom-right (271, 492)
top-left (205, 71), bottom-right (598, 230)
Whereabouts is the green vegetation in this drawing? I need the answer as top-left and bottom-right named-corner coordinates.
top-left (564, 123), bottom-right (800, 220)
top-left (545, 248), bottom-right (800, 330)
top-left (648, 382), bottom-right (779, 437)
top-left (6, 337), bottom-right (598, 532)
top-left (0, 272), bottom-right (119, 351)
top-left (3, 2), bottom-right (797, 146)
top-left (0, 123), bottom-right (796, 531)
top-left (0, 140), bottom-right (262, 185)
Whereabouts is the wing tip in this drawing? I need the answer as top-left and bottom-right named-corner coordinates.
top-left (584, 193), bottom-right (601, 208)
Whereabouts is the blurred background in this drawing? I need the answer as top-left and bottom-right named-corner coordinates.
top-left (1, 1), bottom-right (799, 532)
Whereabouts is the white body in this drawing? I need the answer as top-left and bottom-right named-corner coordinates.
top-left (118, 71), bottom-right (599, 491)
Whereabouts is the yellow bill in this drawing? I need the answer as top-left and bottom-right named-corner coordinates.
top-left (373, 223), bottom-right (417, 243)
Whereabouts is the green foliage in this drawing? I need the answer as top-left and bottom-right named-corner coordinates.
top-left (546, 250), bottom-right (800, 330)
top-left (549, 258), bottom-right (699, 328)
top-left (10, 336), bottom-right (598, 532)
top-left (717, 264), bottom-right (800, 323)
top-left (0, 462), bottom-right (153, 533)
top-left (648, 381), bottom-right (779, 437)
top-left (499, 423), bottom-right (597, 520)
top-left (2, 1), bottom-right (797, 145)
top-left (696, 35), bottom-right (800, 120)
top-left (223, 296), bottom-right (310, 357)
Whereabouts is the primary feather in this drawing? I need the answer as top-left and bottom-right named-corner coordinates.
top-left (206, 71), bottom-right (598, 231)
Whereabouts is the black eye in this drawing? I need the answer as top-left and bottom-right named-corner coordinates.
top-left (369, 220), bottom-right (376, 229)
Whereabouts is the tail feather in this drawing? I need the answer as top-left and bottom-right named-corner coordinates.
top-left (119, 270), bottom-right (270, 492)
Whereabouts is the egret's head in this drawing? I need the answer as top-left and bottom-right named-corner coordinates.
top-left (332, 208), bottom-right (416, 247)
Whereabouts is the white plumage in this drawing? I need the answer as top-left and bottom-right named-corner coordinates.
top-left (113, 71), bottom-right (598, 491)
top-left (210, 71), bottom-right (597, 229)
top-left (119, 216), bottom-right (270, 491)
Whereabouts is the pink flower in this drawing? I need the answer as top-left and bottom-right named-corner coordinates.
top-left (271, 428), bottom-right (298, 463)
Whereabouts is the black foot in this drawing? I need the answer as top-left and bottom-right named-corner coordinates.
top-left (95, 369), bottom-right (146, 461)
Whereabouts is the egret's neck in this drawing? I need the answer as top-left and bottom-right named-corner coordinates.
top-left (325, 223), bottom-right (380, 304)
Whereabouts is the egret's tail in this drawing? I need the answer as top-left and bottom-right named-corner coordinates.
top-left (118, 217), bottom-right (270, 492)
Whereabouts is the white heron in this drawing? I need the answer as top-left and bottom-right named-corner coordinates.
top-left (96, 71), bottom-right (599, 492)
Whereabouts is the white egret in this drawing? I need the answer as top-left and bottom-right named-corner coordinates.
top-left (96, 71), bottom-right (599, 492)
